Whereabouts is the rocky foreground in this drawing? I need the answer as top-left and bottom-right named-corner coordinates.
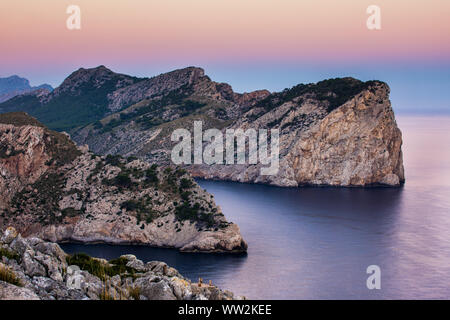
top-left (0, 227), bottom-right (242, 300)
top-left (0, 112), bottom-right (247, 252)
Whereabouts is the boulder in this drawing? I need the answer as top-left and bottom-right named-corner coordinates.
top-left (0, 281), bottom-right (40, 300)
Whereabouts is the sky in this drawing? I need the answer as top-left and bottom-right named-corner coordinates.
top-left (1, 0), bottom-right (449, 113)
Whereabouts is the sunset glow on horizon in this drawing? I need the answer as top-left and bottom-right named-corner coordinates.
top-left (1, 0), bottom-right (449, 112)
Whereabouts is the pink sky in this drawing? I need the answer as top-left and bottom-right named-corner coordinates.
top-left (1, 0), bottom-right (449, 67)
top-left (1, 0), bottom-right (449, 114)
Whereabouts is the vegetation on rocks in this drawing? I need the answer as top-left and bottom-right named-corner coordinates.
top-left (0, 228), bottom-right (244, 300)
top-left (9, 172), bottom-right (67, 225)
top-left (255, 77), bottom-right (379, 114)
top-left (0, 112), bottom-right (80, 165)
top-left (0, 247), bottom-right (20, 262)
top-left (0, 264), bottom-right (22, 287)
top-left (0, 117), bottom-right (246, 252)
top-left (0, 111), bottom-right (45, 127)
top-left (0, 67), bottom-right (145, 131)
top-left (66, 253), bottom-right (136, 281)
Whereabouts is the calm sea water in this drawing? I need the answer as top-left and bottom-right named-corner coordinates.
top-left (61, 115), bottom-right (450, 299)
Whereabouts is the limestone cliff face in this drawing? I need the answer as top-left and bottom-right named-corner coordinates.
top-left (0, 113), bottom-right (247, 253)
top-left (74, 74), bottom-right (403, 188)
top-left (0, 125), bottom-right (50, 208)
top-left (107, 67), bottom-right (207, 112)
top-left (284, 83), bottom-right (404, 186)
top-left (189, 81), bottom-right (404, 187)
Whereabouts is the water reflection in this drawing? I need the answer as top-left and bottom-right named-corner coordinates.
top-left (60, 243), bottom-right (248, 285)
top-left (62, 116), bottom-right (450, 299)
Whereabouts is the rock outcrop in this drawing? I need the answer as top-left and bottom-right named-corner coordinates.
top-left (0, 112), bottom-right (247, 253)
top-left (189, 80), bottom-right (405, 187)
top-left (72, 71), bottom-right (404, 187)
top-left (0, 66), bottom-right (405, 187)
top-left (0, 227), bottom-right (243, 300)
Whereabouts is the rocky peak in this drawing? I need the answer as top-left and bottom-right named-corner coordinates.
top-left (234, 89), bottom-right (271, 108)
top-left (162, 66), bottom-right (205, 83)
top-left (106, 67), bottom-right (207, 112)
top-left (52, 65), bottom-right (139, 98)
top-left (25, 88), bottom-right (52, 99)
top-left (0, 76), bottom-right (30, 94)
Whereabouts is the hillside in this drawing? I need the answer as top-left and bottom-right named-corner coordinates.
top-left (71, 71), bottom-right (404, 187)
top-left (0, 66), bottom-right (405, 187)
top-left (0, 112), bottom-right (247, 252)
top-left (0, 67), bottom-right (143, 131)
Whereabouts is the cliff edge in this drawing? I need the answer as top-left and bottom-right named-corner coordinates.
top-left (0, 112), bottom-right (247, 253)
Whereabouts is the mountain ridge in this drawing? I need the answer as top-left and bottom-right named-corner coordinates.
top-left (0, 66), bottom-right (405, 187)
top-left (0, 75), bottom-right (53, 103)
top-left (0, 65), bottom-right (273, 131)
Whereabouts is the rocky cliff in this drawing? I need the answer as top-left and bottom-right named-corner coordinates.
top-left (0, 66), bottom-right (405, 187)
top-left (0, 227), bottom-right (243, 300)
top-left (0, 112), bottom-right (247, 253)
top-left (190, 79), bottom-right (404, 187)
top-left (71, 69), bottom-right (404, 187)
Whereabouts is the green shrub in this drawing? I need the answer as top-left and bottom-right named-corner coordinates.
top-left (120, 199), bottom-right (157, 224)
top-left (164, 167), bottom-right (172, 174)
top-left (0, 248), bottom-right (20, 262)
top-left (175, 201), bottom-right (217, 228)
top-left (120, 200), bottom-right (141, 212)
top-left (105, 154), bottom-right (122, 167)
top-left (109, 173), bottom-right (134, 189)
top-left (145, 165), bottom-right (159, 184)
top-left (66, 253), bottom-right (136, 281)
top-left (179, 178), bottom-right (193, 190)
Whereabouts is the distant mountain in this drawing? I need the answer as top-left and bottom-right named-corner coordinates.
top-left (0, 75), bottom-right (53, 103)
